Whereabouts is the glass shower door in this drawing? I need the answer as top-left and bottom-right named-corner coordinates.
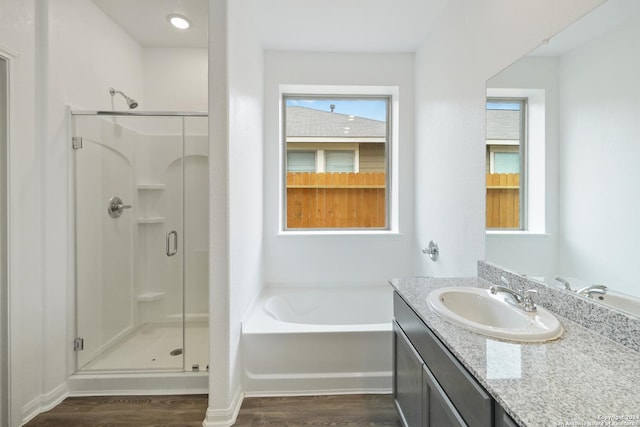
top-left (72, 114), bottom-right (185, 372)
top-left (183, 116), bottom-right (209, 372)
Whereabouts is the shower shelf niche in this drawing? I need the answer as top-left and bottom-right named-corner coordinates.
top-left (137, 217), bottom-right (166, 224)
top-left (136, 183), bottom-right (166, 223)
top-left (137, 292), bottom-right (166, 302)
top-left (137, 184), bottom-right (165, 191)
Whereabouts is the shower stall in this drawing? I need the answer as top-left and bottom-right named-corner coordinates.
top-left (70, 111), bottom-right (208, 384)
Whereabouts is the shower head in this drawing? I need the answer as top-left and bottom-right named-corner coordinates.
top-left (109, 88), bottom-right (138, 109)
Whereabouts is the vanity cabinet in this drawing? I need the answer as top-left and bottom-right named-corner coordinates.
top-left (393, 291), bottom-right (517, 427)
top-left (394, 322), bottom-right (424, 427)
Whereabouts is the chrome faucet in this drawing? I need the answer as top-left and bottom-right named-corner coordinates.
top-left (576, 284), bottom-right (608, 299)
top-left (489, 276), bottom-right (538, 312)
top-left (554, 276), bottom-right (572, 291)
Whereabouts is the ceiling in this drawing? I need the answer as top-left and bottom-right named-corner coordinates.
top-left (91, 0), bottom-right (449, 52)
top-left (530, 0), bottom-right (640, 56)
top-left (246, 0), bottom-right (449, 52)
top-left (92, 0), bottom-right (209, 48)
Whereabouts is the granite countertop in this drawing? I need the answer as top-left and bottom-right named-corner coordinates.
top-left (390, 277), bottom-right (640, 427)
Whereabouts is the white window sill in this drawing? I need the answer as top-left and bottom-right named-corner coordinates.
top-left (486, 230), bottom-right (549, 237)
top-left (278, 229), bottom-right (401, 237)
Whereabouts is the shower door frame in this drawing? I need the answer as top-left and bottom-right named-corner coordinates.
top-left (70, 110), bottom-right (207, 375)
top-left (0, 53), bottom-right (9, 427)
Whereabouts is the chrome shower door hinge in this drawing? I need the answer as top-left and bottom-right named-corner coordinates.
top-left (72, 137), bottom-right (83, 150)
top-left (73, 337), bottom-right (84, 352)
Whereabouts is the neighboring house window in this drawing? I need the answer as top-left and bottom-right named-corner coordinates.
top-left (486, 99), bottom-right (526, 230)
top-left (283, 95), bottom-right (389, 230)
top-left (325, 150), bottom-right (355, 172)
top-left (287, 151), bottom-right (316, 172)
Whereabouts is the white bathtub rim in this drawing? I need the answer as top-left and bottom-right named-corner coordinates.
top-left (242, 321), bottom-right (391, 334)
top-left (242, 285), bottom-right (393, 334)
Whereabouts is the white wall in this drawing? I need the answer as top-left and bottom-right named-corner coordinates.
top-left (485, 57), bottom-right (561, 277)
top-left (557, 13), bottom-right (640, 296)
top-left (263, 51), bottom-right (415, 287)
top-left (143, 48), bottom-right (208, 111)
top-left (0, 0), bottom-right (41, 425)
top-left (413, 0), bottom-right (604, 278)
top-left (48, 1), bottom-right (145, 111)
top-left (227, 0), bottom-right (264, 409)
top-left (205, 0), bottom-right (264, 423)
top-left (206, 0), bottom-right (231, 423)
top-left (0, 53), bottom-right (9, 427)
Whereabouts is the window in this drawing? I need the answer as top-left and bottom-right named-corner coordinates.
top-left (325, 150), bottom-right (355, 172)
top-left (283, 95), bottom-right (390, 230)
top-left (287, 151), bottom-right (316, 172)
top-left (486, 99), bottom-right (526, 230)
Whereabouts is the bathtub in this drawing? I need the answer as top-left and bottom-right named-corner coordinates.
top-left (242, 286), bottom-right (393, 395)
top-left (591, 291), bottom-right (640, 317)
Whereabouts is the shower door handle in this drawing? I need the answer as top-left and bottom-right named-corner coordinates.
top-left (166, 231), bottom-right (178, 256)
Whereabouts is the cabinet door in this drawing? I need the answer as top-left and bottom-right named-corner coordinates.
top-left (494, 402), bottom-right (518, 427)
top-left (423, 365), bottom-right (466, 427)
top-left (394, 322), bottom-right (423, 427)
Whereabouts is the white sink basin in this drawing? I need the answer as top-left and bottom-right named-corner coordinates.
top-left (427, 287), bottom-right (563, 342)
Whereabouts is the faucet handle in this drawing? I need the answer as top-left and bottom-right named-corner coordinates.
top-left (523, 289), bottom-right (538, 312)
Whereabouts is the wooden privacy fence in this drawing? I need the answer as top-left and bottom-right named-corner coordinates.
top-left (287, 172), bottom-right (386, 228)
top-left (486, 173), bottom-right (520, 229)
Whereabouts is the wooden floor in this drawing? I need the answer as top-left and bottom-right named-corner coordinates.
top-left (25, 394), bottom-right (401, 426)
top-left (234, 395), bottom-right (401, 426)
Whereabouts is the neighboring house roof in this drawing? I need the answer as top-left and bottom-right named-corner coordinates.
top-left (486, 109), bottom-right (520, 141)
top-left (286, 106), bottom-right (385, 138)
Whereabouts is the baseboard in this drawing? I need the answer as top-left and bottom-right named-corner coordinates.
top-left (67, 372), bottom-right (208, 396)
top-left (243, 387), bottom-right (393, 398)
top-left (21, 382), bottom-right (69, 426)
top-left (202, 385), bottom-right (243, 427)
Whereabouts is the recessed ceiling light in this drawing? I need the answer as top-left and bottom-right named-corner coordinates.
top-left (168, 14), bottom-right (191, 30)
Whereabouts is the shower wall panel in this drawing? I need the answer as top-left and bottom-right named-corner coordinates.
top-left (134, 131), bottom-right (183, 325)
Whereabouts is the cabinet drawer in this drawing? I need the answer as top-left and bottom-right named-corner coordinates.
top-left (394, 292), bottom-right (492, 427)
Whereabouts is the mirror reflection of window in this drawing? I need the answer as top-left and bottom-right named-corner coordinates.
top-left (486, 99), bottom-right (526, 230)
top-left (485, 340), bottom-right (522, 380)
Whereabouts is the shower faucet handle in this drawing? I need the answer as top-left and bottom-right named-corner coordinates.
top-left (107, 196), bottom-right (132, 218)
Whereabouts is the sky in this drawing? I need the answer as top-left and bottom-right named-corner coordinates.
top-left (285, 98), bottom-right (387, 121)
top-left (486, 101), bottom-right (521, 111)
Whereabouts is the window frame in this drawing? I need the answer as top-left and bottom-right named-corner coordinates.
top-left (280, 89), bottom-right (396, 233)
top-left (486, 97), bottom-right (528, 231)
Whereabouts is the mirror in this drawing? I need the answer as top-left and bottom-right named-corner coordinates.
top-left (485, 0), bottom-right (640, 317)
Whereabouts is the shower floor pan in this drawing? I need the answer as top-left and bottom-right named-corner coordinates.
top-left (81, 321), bottom-right (208, 372)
